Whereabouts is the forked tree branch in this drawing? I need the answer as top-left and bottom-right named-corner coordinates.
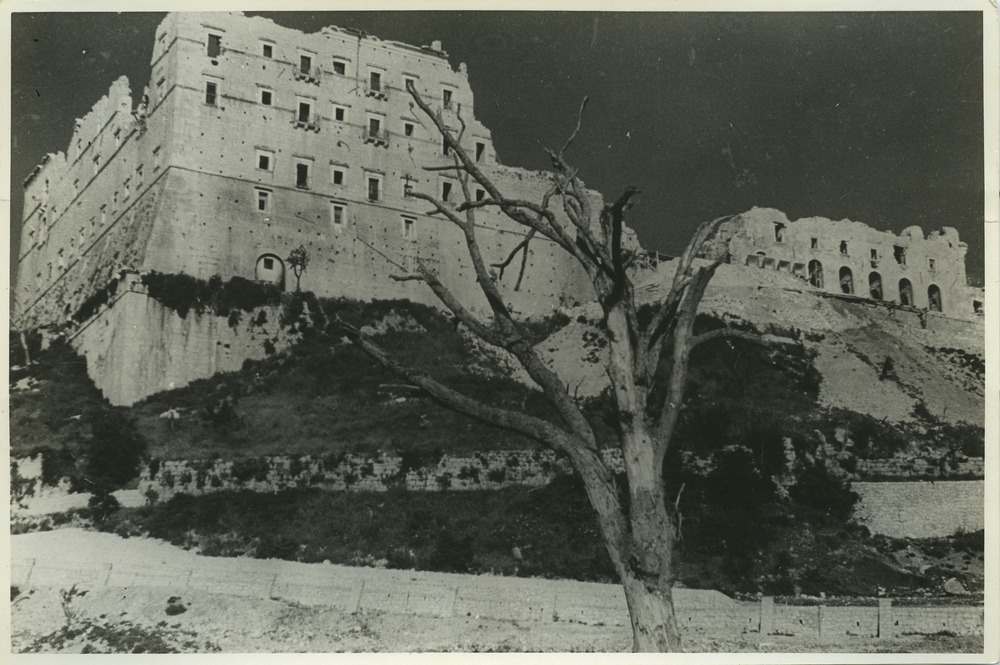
top-left (335, 317), bottom-right (574, 449)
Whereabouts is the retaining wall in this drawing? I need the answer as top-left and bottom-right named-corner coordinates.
top-left (852, 481), bottom-right (984, 539)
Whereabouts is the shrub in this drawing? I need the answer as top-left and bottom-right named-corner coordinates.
top-left (88, 492), bottom-right (121, 524)
top-left (788, 463), bottom-right (858, 522)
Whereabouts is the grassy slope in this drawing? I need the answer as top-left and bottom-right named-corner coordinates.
top-left (8, 299), bottom-right (986, 596)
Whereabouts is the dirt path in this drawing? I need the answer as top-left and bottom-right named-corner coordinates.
top-left (9, 529), bottom-right (984, 654)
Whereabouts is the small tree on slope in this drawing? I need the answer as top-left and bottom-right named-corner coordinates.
top-left (336, 85), bottom-right (787, 652)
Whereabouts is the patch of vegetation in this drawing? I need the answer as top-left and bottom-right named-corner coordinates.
top-left (141, 272), bottom-right (283, 322)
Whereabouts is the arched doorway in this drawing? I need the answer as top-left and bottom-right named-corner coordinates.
top-left (839, 266), bottom-right (854, 295)
top-left (868, 272), bottom-right (883, 300)
top-left (927, 284), bottom-right (942, 312)
top-left (898, 278), bottom-right (913, 306)
top-left (255, 254), bottom-right (285, 289)
top-left (808, 260), bottom-right (824, 288)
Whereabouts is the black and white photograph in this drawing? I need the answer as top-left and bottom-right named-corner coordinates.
top-left (6, 2), bottom-right (997, 658)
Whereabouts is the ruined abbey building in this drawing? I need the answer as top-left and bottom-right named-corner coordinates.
top-left (16, 11), bottom-right (595, 334)
top-left (707, 208), bottom-right (982, 318)
top-left (15, 12), bottom-right (983, 406)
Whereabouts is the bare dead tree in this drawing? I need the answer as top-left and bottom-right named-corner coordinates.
top-left (335, 83), bottom-right (787, 652)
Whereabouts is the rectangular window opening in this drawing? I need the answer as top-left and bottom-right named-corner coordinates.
top-left (205, 81), bottom-right (218, 106)
top-left (207, 34), bottom-right (221, 58)
top-left (441, 181), bottom-right (453, 202)
top-left (475, 142), bottom-right (485, 162)
top-left (331, 202), bottom-right (345, 226)
top-left (404, 122), bottom-right (414, 137)
top-left (893, 245), bottom-right (906, 265)
top-left (333, 169), bottom-right (344, 185)
top-left (370, 71), bottom-right (382, 91)
top-left (403, 217), bottom-right (416, 239)
top-left (475, 188), bottom-right (486, 202)
top-left (296, 163), bottom-right (310, 189)
top-left (839, 240), bottom-right (848, 256)
top-left (255, 188), bottom-right (271, 212)
top-left (261, 90), bottom-right (272, 106)
top-left (368, 177), bottom-right (381, 201)
top-left (369, 117), bottom-right (381, 135)
top-left (443, 88), bottom-right (453, 108)
top-left (298, 102), bottom-right (311, 123)
top-left (300, 55), bottom-right (312, 75)
top-left (333, 60), bottom-right (346, 75)
top-left (334, 106), bottom-right (345, 122)
top-left (262, 43), bottom-right (273, 58)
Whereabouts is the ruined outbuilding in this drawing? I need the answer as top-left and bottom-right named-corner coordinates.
top-left (706, 208), bottom-right (982, 319)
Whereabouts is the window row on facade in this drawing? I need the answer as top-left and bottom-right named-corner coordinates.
top-left (252, 185), bottom-right (419, 241)
top-left (773, 222), bottom-right (939, 272)
top-left (252, 150), bottom-right (487, 204)
top-left (27, 145), bottom-right (163, 260)
top-left (747, 253), bottom-right (944, 311)
top-left (202, 78), bottom-right (486, 159)
top-left (203, 30), bottom-right (457, 106)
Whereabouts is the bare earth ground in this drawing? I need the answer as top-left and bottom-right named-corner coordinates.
top-left (9, 529), bottom-right (982, 654)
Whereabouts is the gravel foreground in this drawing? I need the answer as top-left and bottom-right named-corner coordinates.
top-left (9, 529), bottom-right (985, 654)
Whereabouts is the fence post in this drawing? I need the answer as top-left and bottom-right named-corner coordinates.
top-left (759, 596), bottom-right (775, 637)
top-left (102, 563), bottom-right (114, 586)
top-left (877, 598), bottom-right (893, 639)
top-left (448, 586), bottom-right (460, 618)
top-left (268, 573), bottom-right (279, 599)
top-left (351, 579), bottom-right (366, 614)
top-left (817, 604), bottom-right (825, 640)
top-left (23, 559), bottom-right (36, 586)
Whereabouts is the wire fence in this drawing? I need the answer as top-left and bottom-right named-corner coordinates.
top-left (10, 557), bottom-right (984, 640)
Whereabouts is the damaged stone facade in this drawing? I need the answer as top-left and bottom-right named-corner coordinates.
top-left (15, 11), bottom-right (596, 333)
top-left (710, 208), bottom-right (982, 319)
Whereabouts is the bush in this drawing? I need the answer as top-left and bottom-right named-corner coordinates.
top-left (788, 463), bottom-right (858, 523)
top-left (84, 409), bottom-right (147, 492)
top-left (426, 531), bottom-right (474, 573)
top-left (88, 492), bottom-right (121, 524)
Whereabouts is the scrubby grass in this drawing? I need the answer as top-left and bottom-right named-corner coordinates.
top-left (100, 473), bottom-right (971, 598)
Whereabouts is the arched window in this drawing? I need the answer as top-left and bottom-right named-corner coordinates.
top-left (928, 284), bottom-right (942, 312)
top-left (868, 272), bottom-right (883, 300)
top-left (839, 266), bottom-right (854, 295)
top-left (255, 253), bottom-right (285, 290)
top-left (808, 259), bottom-right (824, 288)
top-left (898, 279), bottom-right (913, 306)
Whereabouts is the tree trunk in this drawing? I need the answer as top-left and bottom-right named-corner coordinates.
top-left (622, 567), bottom-right (682, 651)
top-left (19, 330), bottom-right (32, 366)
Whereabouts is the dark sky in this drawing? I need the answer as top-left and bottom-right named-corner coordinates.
top-left (9, 11), bottom-right (986, 292)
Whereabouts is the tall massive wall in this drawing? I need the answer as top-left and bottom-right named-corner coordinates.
top-left (68, 274), bottom-right (298, 406)
top-left (16, 77), bottom-right (170, 329)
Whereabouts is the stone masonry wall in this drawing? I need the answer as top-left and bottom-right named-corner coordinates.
top-left (68, 274), bottom-right (298, 406)
top-left (851, 481), bottom-right (984, 539)
top-left (125, 451), bottom-right (985, 539)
